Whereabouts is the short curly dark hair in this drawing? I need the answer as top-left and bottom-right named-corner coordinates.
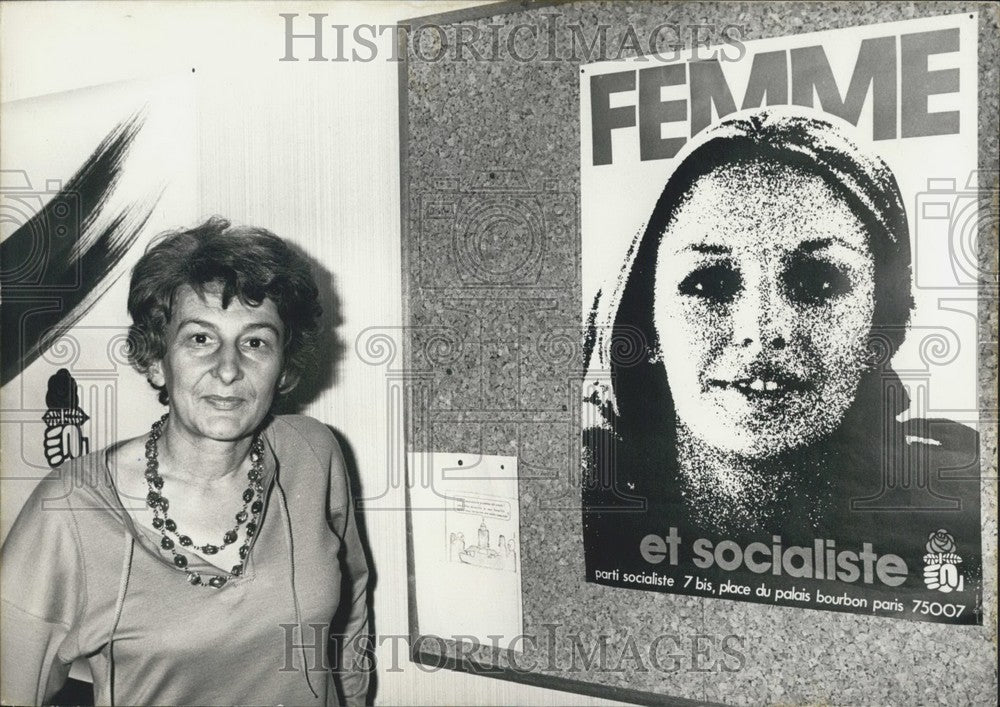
top-left (127, 217), bottom-right (322, 404)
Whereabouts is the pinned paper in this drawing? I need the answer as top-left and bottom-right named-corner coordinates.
top-left (409, 452), bottom-right (523, 647)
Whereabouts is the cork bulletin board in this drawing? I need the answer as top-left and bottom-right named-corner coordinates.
top-left (397, 2), bottom-right (998, 704)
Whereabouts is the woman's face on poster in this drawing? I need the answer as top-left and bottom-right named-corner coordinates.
top-left (654, 160), bottom-right (876, 458)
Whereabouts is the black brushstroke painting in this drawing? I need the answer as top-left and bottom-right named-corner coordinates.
top-left (1, 114), bottom-right (157, 386)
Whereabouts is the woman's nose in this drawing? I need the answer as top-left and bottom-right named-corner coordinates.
top-left (213, 345), bottom-right (244, 383)
top-left (731, 279), bottom-right (790, 352)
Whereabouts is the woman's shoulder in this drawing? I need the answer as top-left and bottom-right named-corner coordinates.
top-left (267, 416), bottom-right (353, 510)
top-left (5, 444), bottom-right (135, 555)
top-left (268, 414), bottom-right (344, 467)
top-left (269, 413), bottom-right (336, 444)
top-left (14, 445), bottom-right (118, 514)
top-left (1, 448), bottom-right (118, 603)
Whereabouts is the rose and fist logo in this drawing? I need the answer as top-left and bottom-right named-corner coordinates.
top-left (42, 368), bottom-right (90, 467)
top-left (922, 529), bottom-right (964, 593)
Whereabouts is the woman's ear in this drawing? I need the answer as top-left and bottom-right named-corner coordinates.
top-left (278, 370), bottom-right (299, 395)
top-left (148, 361), bottom-right (166, 388)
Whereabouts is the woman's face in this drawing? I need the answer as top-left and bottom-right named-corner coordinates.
top-left (653, 160), bottom-right (876, 458)
top-left (149, 284), bottom-right (285, 443)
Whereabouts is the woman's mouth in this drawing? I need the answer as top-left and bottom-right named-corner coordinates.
top-left (204, 395), bottom-right (245, 410)
top-left (708, 372), bottom-right (811, 397)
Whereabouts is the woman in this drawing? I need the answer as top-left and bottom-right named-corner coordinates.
top-left (582, 112), bottom-right (980, 607)
top-left (1, 218), bottom-right (371, 704)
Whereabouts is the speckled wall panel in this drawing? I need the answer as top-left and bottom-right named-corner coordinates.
top-left (400, 2), bottom-right (998, 704)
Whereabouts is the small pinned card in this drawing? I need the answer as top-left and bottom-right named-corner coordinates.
top-left (408, 452), bottom-right (523, 647)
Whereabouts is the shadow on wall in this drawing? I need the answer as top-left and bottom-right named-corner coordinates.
top-left (328, 427), bottom-right (379, 706)
top-left (274, 242), bottom-right (346, 414)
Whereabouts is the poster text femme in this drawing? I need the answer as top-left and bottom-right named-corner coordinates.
top-left (591, 27), bottom-right (962, 165)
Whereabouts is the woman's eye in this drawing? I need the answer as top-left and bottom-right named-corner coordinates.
top-left (244, 337), bottom-right (268, 350)
top-left (783, 258), bottom-right (853, 305)
top-left (191, 333), bottom-right (210, 345)
top-left (678, 263), bottom-right (742, 304)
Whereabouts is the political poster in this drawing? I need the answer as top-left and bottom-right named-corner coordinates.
top-left (580, 13), bottom-right (983, 625)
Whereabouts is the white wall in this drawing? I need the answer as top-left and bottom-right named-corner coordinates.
top-left (0, 3), bottom-right (619, 704)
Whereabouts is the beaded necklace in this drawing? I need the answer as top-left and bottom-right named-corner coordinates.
top-left (144, 414), bottom-right (265, 588)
